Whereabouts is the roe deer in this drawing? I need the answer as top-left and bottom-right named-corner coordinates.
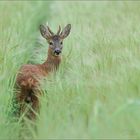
top-left (15, 24), bottom-right (71, 119)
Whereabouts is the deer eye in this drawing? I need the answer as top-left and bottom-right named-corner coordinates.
top-left (60, 41), bottom-right (63, 45)
top-left (49, 42), bottom-right (53, 45)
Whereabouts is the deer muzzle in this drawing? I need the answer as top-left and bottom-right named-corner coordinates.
top-left (54, 48), bottom-right (61, 56)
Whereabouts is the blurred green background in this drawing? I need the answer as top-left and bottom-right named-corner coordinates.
top-left (1, 1), bottom-right (140, 139)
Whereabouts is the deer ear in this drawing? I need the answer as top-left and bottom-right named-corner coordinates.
top-left (39, 24), bottom-right (51, 40)
top-left (60, 24), bottom-right (71, 39)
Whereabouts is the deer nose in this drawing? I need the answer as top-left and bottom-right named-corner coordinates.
top-left (54, 48), bottom-right (61, 55)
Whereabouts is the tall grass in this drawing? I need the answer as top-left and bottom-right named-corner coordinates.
top-left (1, 1), bottom-right (140, 139)
top-left (0, 1), bottom-right (50, 139)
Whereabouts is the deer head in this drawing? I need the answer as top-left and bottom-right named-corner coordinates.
top-left (39, 24), bottom-right (71, 57)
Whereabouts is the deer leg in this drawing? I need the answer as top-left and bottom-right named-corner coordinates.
top-left (27, 89), bottom-right (41, 120)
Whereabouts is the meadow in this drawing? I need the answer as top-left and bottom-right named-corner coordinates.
top-left (1, 1), bottom-right (140, 139)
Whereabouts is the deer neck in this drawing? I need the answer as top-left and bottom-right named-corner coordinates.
top-left (42, 48), bottom-right (61, 73)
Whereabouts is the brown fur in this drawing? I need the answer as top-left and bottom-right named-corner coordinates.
top-left (15, 24), bottom-right (71, 120)
top-left (15, 47), bottom-right (61, 119)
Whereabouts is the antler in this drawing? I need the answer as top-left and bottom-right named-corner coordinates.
top-left (47, 26), bottom-right (54, 36)
top-left (57, 25), bottom-right (61, 35)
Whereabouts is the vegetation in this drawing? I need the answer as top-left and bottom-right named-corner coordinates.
top-left (1, 1), bottom-right (140, 139)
